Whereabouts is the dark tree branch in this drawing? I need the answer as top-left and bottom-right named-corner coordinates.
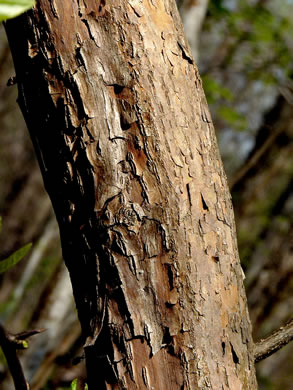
top-left (255, 319), bottom-right (293, 363)
top-left (0, 323), bottom-right (45, 390)
top-left (0, 323), bottom-right (29, 390)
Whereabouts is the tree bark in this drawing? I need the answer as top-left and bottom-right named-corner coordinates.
top-left (5, 0), bottom-right (257, 388)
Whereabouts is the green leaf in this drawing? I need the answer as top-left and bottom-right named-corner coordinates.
top-left (71, 379), bottom-right (78, 390)
top-left (70, 379), bottom-right (88, 390)
top-left (13, 339), bottom-right (29, 349)
top-left (0, 243), bottom-right (32, 273)
top-left (202, 76), bottom-right (233, 104)
top-left (0, 0), bottom-right (35, 22)
top-left (217, 106), bottom-right (247, 131)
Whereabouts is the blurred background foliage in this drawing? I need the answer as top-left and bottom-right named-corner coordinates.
top-left (200, 0), bottom-right (293, 174)
top-left (0, 0), bottom-right (293, 388)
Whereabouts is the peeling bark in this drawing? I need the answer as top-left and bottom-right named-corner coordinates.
top-left (5, 0), bottom-right (257, 388)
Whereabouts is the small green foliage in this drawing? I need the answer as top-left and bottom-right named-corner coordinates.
top-left (207, 0), bottom-right (292, 84)
top-left (13, 339), bottom-right (29, 349)
top-left (202, 75), bottom-right (233, 104)
top-left (0, 243), bottom-right (32, 274)
top-left (217, 106), bottom-right (247, 131)
top-left (71, 379), bottom-right (88, 390)
top-left (0, 0), bottom-right (35, 22)
top-left (209, 0), bottom-right (229, 15)
top-left (202, 76), bottom-right (247, 131)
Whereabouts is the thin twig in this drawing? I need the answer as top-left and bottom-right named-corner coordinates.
top-left (0, 323), bottom-right (29, 390)
top-left (0, 323), bottom-right (45, 390)
top-left (254, 319), bottom-right (293, 363)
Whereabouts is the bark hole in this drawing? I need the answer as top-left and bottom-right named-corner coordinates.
top-left (112, 84), bottom-right (125, 95)
top-left (221, 341), bottom-right (226, 356)
top-left (120, 115), bottom-right (132, 131)
top-left (98, 0), bottom-right (106, 14)
top-left (230, 342), bottom-right (239, 365)
top-left (165, 263), bottom-right (174, 291)
top-left (162, 326), bottom-right (172, 346)
top-left (201, 193), bottom-right (209, 211)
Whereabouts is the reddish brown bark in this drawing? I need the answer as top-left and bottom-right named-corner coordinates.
top-left (5, 0), bottom-right (257, 388)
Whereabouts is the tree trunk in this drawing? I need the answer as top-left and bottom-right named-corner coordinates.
top-left (5, 0), bottom-right (257, 388)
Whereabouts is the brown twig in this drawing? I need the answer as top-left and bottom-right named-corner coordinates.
top-left (0, 323), bottom-right (45, 390)
top-left (254, 319), bottom-right (293, 363)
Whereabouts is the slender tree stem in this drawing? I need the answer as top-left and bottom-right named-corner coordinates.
top-left (255, 319), bottom-right (293, 363)
top-left (0, 323), bottom-right (29, 390)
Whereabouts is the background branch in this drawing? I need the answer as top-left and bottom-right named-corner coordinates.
top-left (255, 319), bottom-right (293, 363)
